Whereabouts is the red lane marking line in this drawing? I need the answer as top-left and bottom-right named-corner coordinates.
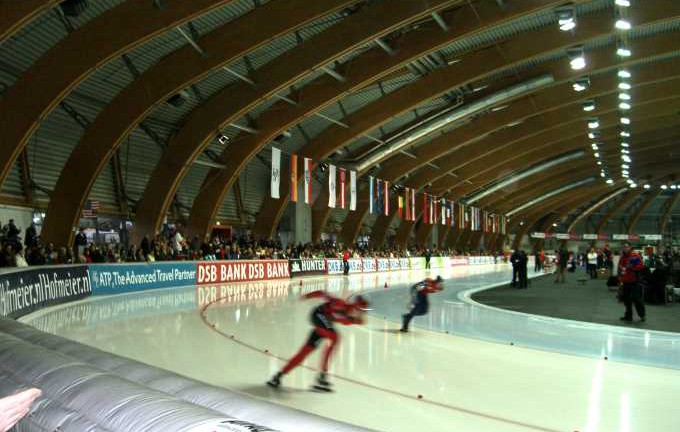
top-left (199, 296), bottom-right (569, 432)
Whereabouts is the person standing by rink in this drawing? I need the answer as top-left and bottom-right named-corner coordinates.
top-left (342, 248), bottom-right (350, 275)
top-left (267, 291), bottom-right (369, 391)
top-left (400, 276), bottom-right (444, 332)
top-left (618, 242), bottom-right (646, 323)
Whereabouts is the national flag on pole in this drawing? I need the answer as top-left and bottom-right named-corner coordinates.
top-left (328, 164), bottom-right (336, 208)
top-left (429, 195), bottom-right (435, 225)
top-left (375, 178), bottom-right (382, 215)
top-left (290, 154), bottom-right (298, 202)
top-left (441, 199), bottom-right (446, 226)
top-left (398, 195), bottom-right (404, 218)
top-left (271, 147), bottom-right (281, 199)
top-left (433, 197), bottom-right (438, 225)
top-left (404, 188), bottom-right (410, 220)
top-left (368, 176), bottom-right (374, 214)
top-left (423, 193), bottom-right (429, 224)
top-left (350, 170), bottom-right (356, 211)
top-left (339, 168), bottom-right (346, 209)
top-left (411, 189), bottom-right (416, 221)
top-left (303, 157), bottom-right (313, 204)
top-left (384, 181), bottom-right (389, 216)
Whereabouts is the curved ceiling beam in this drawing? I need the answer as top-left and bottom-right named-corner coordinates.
top-left (362, 77), bottom-right (680, 244)
top-left (131, 0), bottom-right (464, 243)
top-left (514, 167), bottom-right (680, 236)
top-left (250, 3), bottom-right (680, 239)
top-left (660, 191), bottom-right (680, 234)
top-left (0, 0), bottom-right (60, 42)
top-left (439, 102), bottom-right (680, 199)
top-left (327, 19), bottom-right (680, 243)
top-left (179, 0), bottom-right (570, 240)
top-left (368, 104), bottom-right (680, 248)
top-left (510, 185), bottom-right (608, 249)
top-left (40, 0), bottom-right (355, 246)
top-left (0, 0), bottom-right (240, 187)
top-left (565, 188), bottom-right (629, 233)
top-left (595, 190), bottom-right (645, 233)
top-left (487, 139), bottom-right (680, 212)
top-left (627, 190), bottom-right (662, 234)
top-left (478, 127), bottom-right (680, 210)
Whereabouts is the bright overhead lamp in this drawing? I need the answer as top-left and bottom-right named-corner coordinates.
top-left (661, 185), bottom-right (669, 190)
top-left (591, 143), bottom-right (599, 150)
top-left (615, 0), bottom-right (631, 7)
top-left (619, 93), bottom-right (631, 100)
top-left (621, 142), bottom-right (629, 147)
top-left (622, 170), bottom-right (629, 176)
top-left (556, 5), bottom-right (577, 32)
top-left (559, 19), bottom-right (576, 31)
top-left (588, 119), bottom-right (600, 129)
top-left (572, 77), bottom-right (590, 92)
top-left (622, 157), bottom-right (632, 164)
top-left (606, 179), bottom-right (614, 184)
top-left (588, 131), bottom-right (600, 139)
top-left (600, 172), bottom-right (606, 177)
top-left (593, 152), bottom-right (600, 158)
top-left (671, 185), bottom-right (678, 190)
top-left (620, 131), bottom-right (630, 137)
top-left (620, 117), bottom-right (631, 124)
top-left (626, 179), bottom-right (633, 184)
top-left (582, 101), bottom-right (596, 111)
top-left (621, 149), bottom-right (630, 154)
top-left (570, 56), bottom-right (586, 70)
top-left (621, 164), bottom-right (630, 169)
top-left (618, 69), bottom-right (632, 78)
top-left (619, 82), bottom-right (632, 90)
top-left (615, 19), bottom-right (632, 30)
top-left (619, 102), bottom-right (631, 110)
top-left (629, 183), bottom-right (637, 188)
top-left (597, 161), bottom-right (603, 166)
top-left (617, 46), bottom-right (632, 57)
top-left (567, 46), bottom-right (586, 70)
top-left (643, 184), bottom-right (650, 189)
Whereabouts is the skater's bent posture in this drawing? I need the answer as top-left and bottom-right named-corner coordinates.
top-left (267, 291), bottom-right (369, 389)
top-left (400, 276), bottom-right (444, 332)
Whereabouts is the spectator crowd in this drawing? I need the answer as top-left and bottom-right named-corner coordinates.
top-left (0, 219), bottom-right (503, 269)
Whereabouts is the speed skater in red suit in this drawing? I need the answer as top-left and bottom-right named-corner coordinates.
top-left (267, 290), bottom-right (370, 390)
top-left (400, 275), bottom-right (444, 332)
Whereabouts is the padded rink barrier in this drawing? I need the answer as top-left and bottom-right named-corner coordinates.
top-left (0, 319), bottom-right (375, 432)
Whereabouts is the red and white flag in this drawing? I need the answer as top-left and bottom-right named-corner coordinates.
top-left (339, 168), bottom-right (346, 209)
top-left (328, 164), bottom-right (336, 208)
top-left (303, 157), bottom-right (313, 204)
top-left (384, 180), bottom-right (389, 216)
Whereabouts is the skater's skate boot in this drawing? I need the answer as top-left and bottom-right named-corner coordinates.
top-left (317, 372), bottom-right (332, 387)
top-left (399, 328), bottom-right (408, 333)
top-left (313, 373), bottom-right (333, 392)
top-left (267, 372), bottom-right (282, 388)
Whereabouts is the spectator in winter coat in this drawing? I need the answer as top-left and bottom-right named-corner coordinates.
top-left (618, 242), bottom-right (646, 322)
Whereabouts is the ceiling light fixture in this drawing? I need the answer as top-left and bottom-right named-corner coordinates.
top-left (615, 0), bottom-right (630, 7)
top-left (619, 102), bottom-right (631, 110)
top-left (620, 117), bottom-right (631, 124)
top-left (618, 69), bottom-right (632, 78)
top-left (615, 19), bottom-right (632, 30)
top-left (619, 82), bottom-right (632, 90)
top-left (588, 119), bottom-right (600, 129)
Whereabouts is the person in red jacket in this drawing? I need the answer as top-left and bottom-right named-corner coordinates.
top-left (267, 291), bottom-right (369, 391)
top-left (342, 248), bottom-right (351, 275)
top-left (618, 242), bottom-right (646, 322)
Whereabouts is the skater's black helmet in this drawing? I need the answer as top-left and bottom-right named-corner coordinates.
top-left (435, 275), bottom-right (444, 284)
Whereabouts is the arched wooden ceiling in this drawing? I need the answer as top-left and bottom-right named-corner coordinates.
top-left (1, 0), bottom-right (678, 247)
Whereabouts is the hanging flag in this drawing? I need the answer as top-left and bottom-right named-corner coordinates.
top-left (350, 170), bottom-right (356, 211)
top-left (404, 188), bottom-right (410, 220)
top-left (375, 178), bottom-right (382, 215)
top-left (411, 189), bottom-right (416, 221)
top-left (303, 157), bottom-right (313, 204)
top-left (384, 181), bottom-right (389, 216)
top-left (429, 195), bottom-right (435, 225)
top-left (433, 197), bottom-right (438, 225)
top-left (328, 164), bottom-right (336, 208)
top-left (368, 176), bottom-right (374, 214)
top-left (271, 147), bottom-right (281, 199)
top-left (290, 154), bottom-right (298, 202)
top-left (423, 193), bottom-right (429, 224)
top-left (398, 195), bottom-right (404, 218)
top-left (441, 199), bottom-right (446, 226)
top-left (339, 168), bottom-right (346, 209)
